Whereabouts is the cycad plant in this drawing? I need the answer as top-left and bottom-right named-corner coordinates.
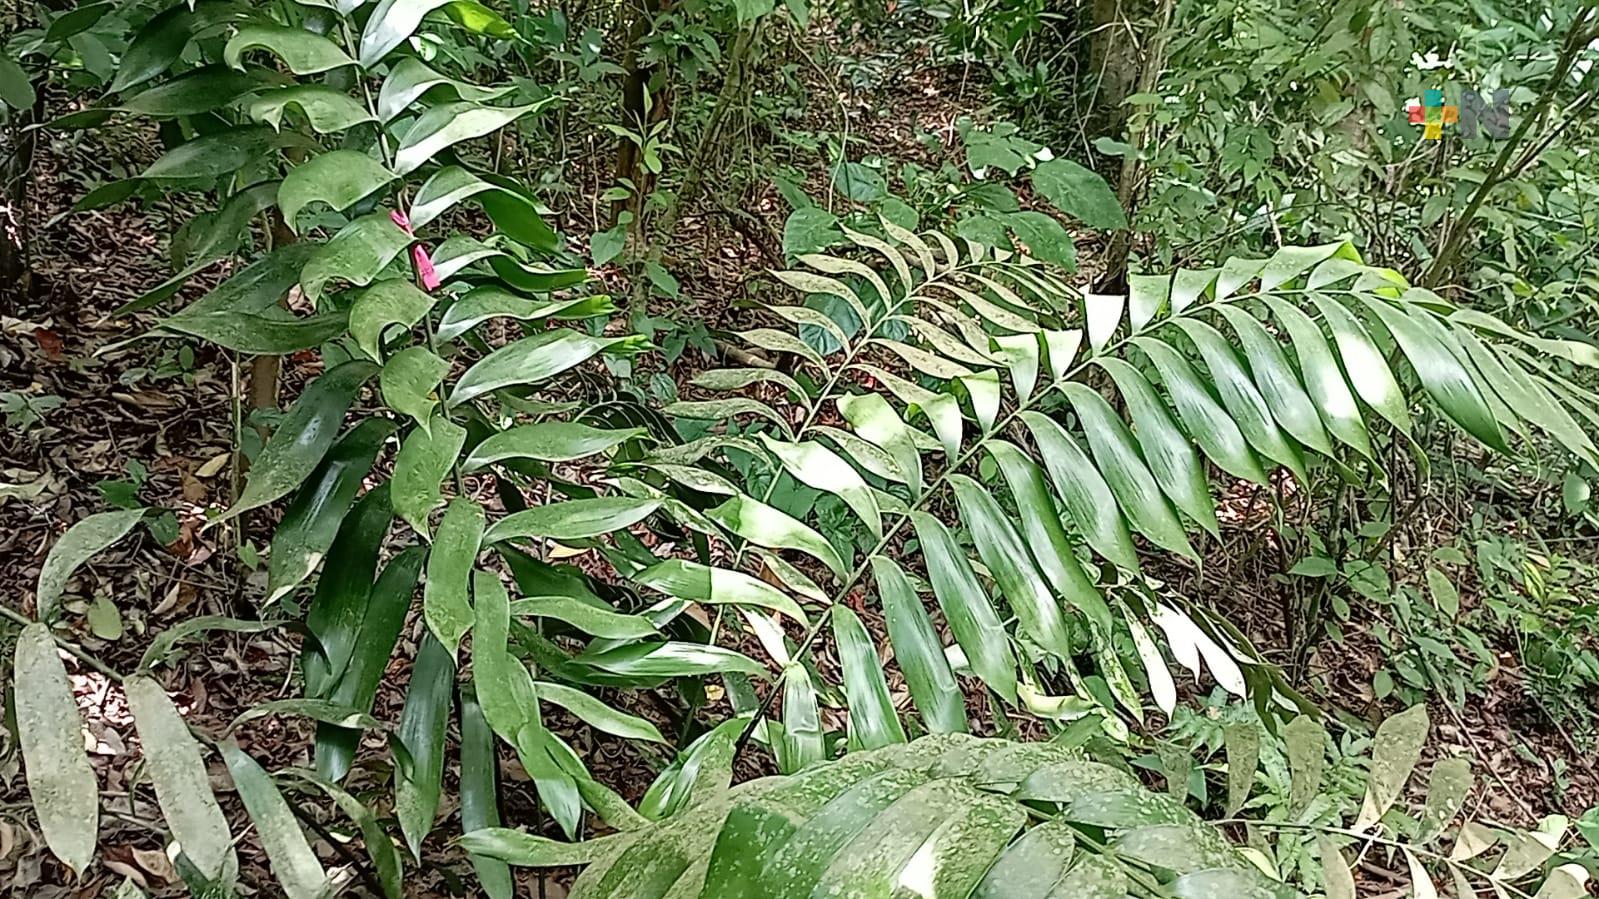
top-left (662, 226), bottom-right (1599, 761)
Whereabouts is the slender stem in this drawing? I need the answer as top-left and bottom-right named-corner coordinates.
top-left (1, 604), bottom-right (125, 682)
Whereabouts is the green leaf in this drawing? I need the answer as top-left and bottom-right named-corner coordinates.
top-left (837, 392), bottom-right (923, 497)
top-left (1358, 297), bottom-right (1509, 453)
top-left (279, 150), bottom-right (393, 231)
top-left (14, 623), bottom-right (99, 875)
top-left (1031, 158), bottom-right (1127, 229)
top-left (1215, 305), bottom-right (1335, 457)
top-left (1006, 211), bottom-right (1077, 269)
top-left (1095, 357), bottom-right (1220, 537)
top-left (463, 422), bottom-right (647, 470)
top-left (448, 330), bottom-right (640, 407)
top-left (508, 596), bottom-right (658, 639)
top-left (950, 474), bottom-right (1076, 658)
top-left (634, 558), bottom-right (808, 625)
top-left (394, 101), bottom-right (547, 176)
top-left (436, 289), bottom-right (611, 341)
top-left (1319, 836), bottom-right (1356, 899)
top-left (359, 0), bottom-right (454, 66)
top-left (36, 508), bottom-right (144, 621)
top-left (1419, 757), bottom-right (1472, 843)
top-left (1308, 293), bottom-right (1413, 433)
top-left (299, 214), bottom-right (414, 302)
top-left (381, 347), bottom-right (449, 432)
top-left (250, 86), bottom-right (377, 134)
top-left (282, 769), bottom-right (404, 899)
top-left (151, 242), bottom-right (314, 321)
top-left (140, 127), bottom-right (276, 181)
top-left (778, 663), bottom-right (825, 773)
top-left (1019, 410), bottom-right (1141, 571)
top-left (485, 496), bottom-right (661, 544)
top-left (223, 361), bottom-right (377, 521)
top-left (302, 486), bottom-right (392, 696)
top-left (1170, 318), bottom-right (1307, 483)
top-left (1356, 704), bottom-right (1429, 829)
top-left (972, 818), bottom-right (1077, 898)
top-left (118, 65), bottom-right (259, 117)
top-left (705, 493), bottom-right (845, 580)
top-left (1062, 383), bottom-right (1198, 560)
top-left (124, 675), bottom-right (236, 883)
top-left (1261, 295), bottom-right (1372, 458)
top-left (783, 207), bottom-right (841, 258)
top-left (395, 635), bottom-right (455, 857)
top-left (351, 278), bottom-right (436, 361)
top-left (534, 682), bottom-right (666, 742)
top-left (0, 56), bottom-right (35, 110)
top-left (1426, 567), bottom-right (1460, 618)
top-left (577, 642), bottom-right (768, 679)
top-left (1132, 337), bottom-right (1267, 484)
top-left (640, 717), bottom-right (747, 819)
top-left (161, 309), bottom-right (349, 355)
top-left (757, 434), bottom-right (882, 539)
top-left (873, 557), bottom-right (966, 734)
top-left (377, 59), bottom-right (514, 122)
top-left (424, 497), bottom-right (483, 653)
top-left (392, 415), bottom-right (467, 535)
top-left (141, 615), bottom-right (287, 673)
top-left (1284, 714), bottom-right (1326, 815)
top-left (220, 740), bottom-right (328, 899)
top-left (44, 2), bottom-right (115, 42)
top-left (460, 687), bottom-right (514, 899)
top-left (111, 3), bottom-right (199, 92)
top-left (224, 24), bottom-right (355, 75)
top-left (266, 418), bottom-right (394, 604)
top-left (909, 511), bottom-right (1019, 704)
top-left (1223, 721), bottom-right (1260, 817)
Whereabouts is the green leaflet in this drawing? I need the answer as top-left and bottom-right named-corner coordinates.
top-left (484, 496), bottom-right (662, 544)
top-left (1094, 357), bottom-right (1220, 537)
top-left (1215, 304), bottom-right (1335, 456)
top-left (1132, 337), bottom-right (1267, 485)
top-left (971, 818), bottom-right (1078, 898)
top-left (757, 433), bottom-right (883, 539)
top-left (1283, 714), bottom-right (1327, 815)
top-left (640, 717), bottom-right (747, 820)
top-left (872, 556), bottom-right (966, 734)
top-left (837, 391), bottom-right (923, 496)
top-left (224, 24), bottom-right (354, 75)
top-left (424, 497), bottom-right (483, 653)
top-left (14, 623), bottom-right (99, 875)
top-left (908, 511), bottom-right (1018, 704)
top-left (984, 442), bottom-right (1115, 638)
top-left (949, 473), bottom-right (1076, 658)
top-left (395, 635), bottom-right (455, 857)
top-left (360, 0), bottom-right (454, 67)
top-left (705, 493), bottom-right (846, 579)
top-left (778, 663), bottom-right (826, 773)
top-left (634, 558), bottom-right (809, 626)
top-left (249, 86), bottom-right (378, 135)
top-left (281, 769), bottom-right (405, 899)
top-left (125, 676), bottom-right (236, 883)
top-left (534, 682), bottom-right (666, 742)
top-left (1356, 704), bottom-right (1429, 829)
top-left (1223, 721), bottom-right (1261, 817)
top-left (509, 595), bottom-right (658, 639)
top-left (222, 360), bottom-right (377, 522)
top-left (448, 330), bottom-right (641, 407)
top-left (1261, 295), bottom-right (1373, 458)
top-left (378, 60), bottom-right (514, 123)
top-left (316, 546), bottom-right (424, 782)
top-left (1169, 318), bottom-right (1307, 483)
top-left (436, 289), bottom-right (612, 342)
top-left (380, 346), bottom-right (449, 432)
top-left (221, 741), bottom-right (328, 899)
top-left (35, 508), bottom-right (145, 622)
top-left (148, 241), bottom-right (315, 321)
top-left (266, 418), bottom-right (394, 605)
top-left (576, 642), bottom-right (768, 680)
top-left (302, 486), bottom-right (393, 697)
top-left (464, 421), bottom-right (647, 470)
top-left (460, 686), bottom-right (514, 899)
top-left (429, 236), bottom-right (586, 290)
top-left (1061, 383), bottom-right (1198, 560)
top-left (1019, 410), bottom-right (1141, 571)
top-left (278, 149), bottom-right (393, 231)
top-left (392, 415), bottom-right (467, 535)
top-left (394, 101), bottom-right (548, 175)
top-left (351, 278), bottom-right (437, 361)
top-left (119, 65), bottom-right (259, 117)
top-left (158, 308), bottom-right (350, 354)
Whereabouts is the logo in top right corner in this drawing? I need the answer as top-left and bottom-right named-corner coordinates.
top-left (1407, 88), bottom-right (1512, 139)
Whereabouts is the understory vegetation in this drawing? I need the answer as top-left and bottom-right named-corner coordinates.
top-left (3, 0), bottom-right (1599, 896)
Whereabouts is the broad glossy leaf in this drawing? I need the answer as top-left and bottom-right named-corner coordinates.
top-left (377, 59), bottom-right (514, 122)
top-left (155, 242), bottom-right (314, 321)
top-left (36, 508), bottom-right (144, 621)
top-left (640, 717), bottom-right (746, 820)
top-left (120, 65), bottom-right (259, 116)
top-left (140, 126), bottom-right (276, 181)
top-left (1261, 295), bottom-right (1372, 457)
top-left (464, 422), bottom-right (646, 470)
top-left (381, 346), bottom-right (449, 431)
top-left (1358, 297), bottom-right (1509, 453)
top-left (360, 0), bottom-right (453, 66)
top-left (222, 359), bottom-right (377, 518)
top-left (485, 496), bottom-right (661, 543)
top-left (43, 1), bottom-right (114, 42)
top-left (1031, 158), bottom-right (1128, 229)
top-left (299, 214), bottom-right (414, 302)
top-left (873, 557), bottom-right (965, 733)
top-left (1019, 410), bottom-right (1140, 571)
top-left (1062, 383), bottom-right (1197, 560)
top-left (250, 85), bottom-right (376, 134)
top-left (392, 415), bottom-right (466, 534)
top-left (394, 101), bottom-right (547, 175)
top-left (395, 635), bottom-right (454, 857)
top-left (1356, 704), bottom-right (1428, 830)
top-left (535, 682), bottom-right (665, 742)
top-left (266, 418), bottom-right (394, 604)
top-left (436, 289), bottom-right (611, 342)
top-left (110, 3), bottom-right (201, 92)
top-left (909, 511), bottom-right (1018, 703)
top-left (302, 486), bottom-right (392, 696)
top-left (1095, 357), bottom-right (1219, 536)
top-left (1308, 293), bottom-right (1413, 433)
top-left (351, 278), bottom-right (436, 361)
top-left (971, 818), bottom-right (1077, 898)
top-left (1132, 337), bottom-right (1266, 484)
top-left (279, 150), bottom-right (393, 231)
top-left (633, 558), bottom-right (807, 625)
top-left (460, 687), bottom-right (514, 899)
top-left (424, 497), bottom-right (483, 653)
top-left (950, 474), bottom-right (1076, 657)
top-left (221, 740), bottom-right (327, 899)
top-left (448, 330), bottom-right (639, 407)
top-left (317, 546), bottom-right (423, 782)
top-left (14, 623), bottom-right (98, 875)
top-left (160, 309), bottom-right (348, 354)
top-left (1215, 304), bottom-right (1333, 456)
top-left (508, 596), bottom-right (657, 639)
top-left (757, 434), bottom-right (882, 539)
top-left (1170, 318), bottom-right (1307, 483)
top-left (224, 24), bottom-right (354, 75)
top-left (125, 675), bottom-right (236, 882)
top-left (705, 493), bottom-right (845, 579)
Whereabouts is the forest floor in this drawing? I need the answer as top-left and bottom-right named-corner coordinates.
top-left (2, 34), bottom-right (1597, 899)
